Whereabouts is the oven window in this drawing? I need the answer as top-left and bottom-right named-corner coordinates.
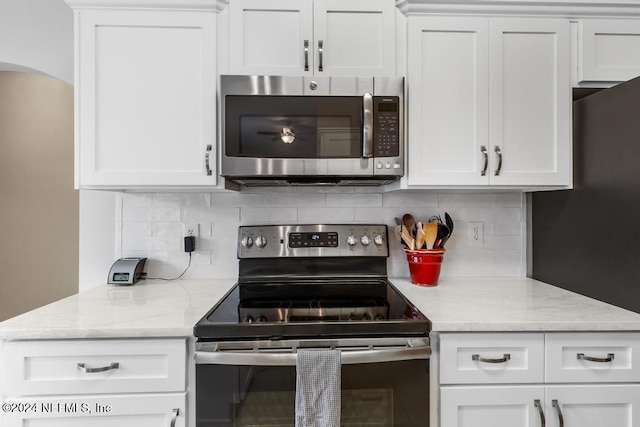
top-left (196, 360), bottom-right (428, 427)
top-left (225, 96), bottom-right (363, 158)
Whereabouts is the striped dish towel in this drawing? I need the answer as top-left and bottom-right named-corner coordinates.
top-left (295, 348), bottom-right (341, 427)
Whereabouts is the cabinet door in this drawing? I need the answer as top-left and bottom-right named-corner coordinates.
top-left (546, 385), bottom-right (640, 427)
top-left (579, 19), bottom-right (640, 83)
top-left (0, 393), bottom-right (185, 427)
top-left (313, 0), bottom-right (396, 76)
top-left (77, 10), bottom-right (217, 188)
top-left (489, 18), bottom-right (571, 186)
top-left (406, 16), bottom-right (490, 186)
top-left (441, 386), bottom-right (545, 427)
top-left (228, 0), bottom-right (313, 75)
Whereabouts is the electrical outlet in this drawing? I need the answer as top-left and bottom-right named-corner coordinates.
top-left (183, 223), bottom-right (200, 237)
top-left (469, 222), bottom-right (484, 247)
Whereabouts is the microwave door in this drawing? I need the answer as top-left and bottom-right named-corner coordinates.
top-left (225, 96), bottom-right (366, 161)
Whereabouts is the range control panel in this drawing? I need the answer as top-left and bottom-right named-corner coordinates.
top-left (238, 224), bottom-right (389, 258)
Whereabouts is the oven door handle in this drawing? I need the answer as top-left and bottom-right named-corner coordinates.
top-left (195, 342), bottom-right (430, 366)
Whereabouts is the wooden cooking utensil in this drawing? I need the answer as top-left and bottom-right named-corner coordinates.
top-left (415, 222), bottom-right (425, 249)
top-left (402, 213), bottom-right (416, 237)
top-left (395, 225), bottom-right (405, 245)
top-left (423, 222), bottom-right (438, 250)
top-left (401, 225), bottom-right (415, 250)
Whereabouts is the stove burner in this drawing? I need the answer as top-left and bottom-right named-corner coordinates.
top-left (239, 295), bottom-right (389, 323)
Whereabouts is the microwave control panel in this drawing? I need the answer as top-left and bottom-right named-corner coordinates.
top-left (373, 96), bottom-right (400, 158)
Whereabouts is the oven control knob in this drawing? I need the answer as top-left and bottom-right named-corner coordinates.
top-left (361, 313), bottom-right (371, 321)
top-left (347, 234), bottom-right (357, 246)
top-left (241, 236), bottom-right (254, 248)
top-left (348, 313), bottom-right (359, 321)
top-left (256, 315), bottom-right (267, 323)
top-left (373, 234), bottom-right (384, 246)
top-left (242, 316), bottom-right (254, 323)
top-left (360, 235), bottom-right (371, 246)
top-left (255, 236), bottom-right (267, 248)
top-left (374, 314), bottom-right (385, 321)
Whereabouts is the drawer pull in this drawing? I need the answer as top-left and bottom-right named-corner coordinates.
top-left (77, 362), bottom-right (119, 373)
top-left (534, 399), bottom-right (545, 427)
top-left (472, 353), bottom-right (511, 364)
top-left (577, 352), bottom-right (615, 363)
top-left (170, 408), bottom-right (179, 427)
top-left (552, 399), bottom-right (564, 427)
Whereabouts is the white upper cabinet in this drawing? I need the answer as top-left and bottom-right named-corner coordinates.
top-left (489, 18), bottom-right (571, 187)
top-left (577, 19), bottom-right (640, 85)
top-left (407, 16), bottom-right (571, 188)
top-left (407, 17), bottom-right (489, 186)
top-left (228, 0), bottom-right (396, 76)
top-left (75, 9), bottom-right (218, 189)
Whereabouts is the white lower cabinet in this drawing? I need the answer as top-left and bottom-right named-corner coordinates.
top-left (439, 332), bottom-right (640, 427)
top-left (546, 385), bottom-right (640, 427)
top-left (1, 393), bottom-right (185, 427)
top-left (441, 386), bottom-right (545, 427)
top-left (0, 338), bottom-right (187, 427)
top-left (441, 384), bottom-right (640, 427)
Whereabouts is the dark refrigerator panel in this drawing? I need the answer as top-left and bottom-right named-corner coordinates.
top-left (532, 76), bottom-right (640, 313)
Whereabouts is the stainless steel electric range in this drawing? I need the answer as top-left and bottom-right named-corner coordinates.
top-left (194, 224), bottom-right (430, 427)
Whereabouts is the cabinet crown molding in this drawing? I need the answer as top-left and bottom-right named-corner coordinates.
top-left (65, 0), bottom-right (228, 12)
top-left (396, 0), bottom-right (640, 17)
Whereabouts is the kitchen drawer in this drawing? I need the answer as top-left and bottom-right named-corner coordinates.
top-left (1, 338), bottom-right (186, 396)
top-left (440, 333), bottom-right (544, 384)
top-left (546, 332), bottom-right (640, 383)
top-left (0, 392), bottom-right (186, 426)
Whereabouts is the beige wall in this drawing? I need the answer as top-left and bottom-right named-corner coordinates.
top-left (0, 71), bottom-right (77, 321)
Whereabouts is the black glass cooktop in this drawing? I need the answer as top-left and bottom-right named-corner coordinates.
top-left (194, 280), bottom-right (429, 341)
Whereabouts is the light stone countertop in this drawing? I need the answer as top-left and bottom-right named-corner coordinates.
top-left (0, 279), bottom-right (237, 340)
top-left (390, 277), bottom-right (640, 332)
top-left (2, 277), bottom-right (640, 340)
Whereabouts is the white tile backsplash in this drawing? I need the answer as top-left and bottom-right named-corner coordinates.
top-left (119, 190), bottom-right (526, 280)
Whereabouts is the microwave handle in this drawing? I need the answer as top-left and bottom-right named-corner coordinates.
top-left (362, 93), bottom-right (374, 158)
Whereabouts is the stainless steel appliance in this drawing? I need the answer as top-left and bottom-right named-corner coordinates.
top-left (532, 77), bottom-right (640, 314)
top-left (220, 75), bottom-right (404, 186)
top-left (194, 224), bottom-right (430, 427)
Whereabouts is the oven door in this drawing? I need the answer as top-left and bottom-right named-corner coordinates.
top-left (195, 337), bottom-right (430, 427)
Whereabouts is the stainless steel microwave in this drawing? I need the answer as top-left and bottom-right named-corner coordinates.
top-left (220, 75), bottom-right (404, 187)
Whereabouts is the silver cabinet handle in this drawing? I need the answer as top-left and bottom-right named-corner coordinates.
top-left (318, 40), bottom-right (324, 72)
top-left (362, 93), bottom-right (374, 158)
top-left (534, 399), bottom-right (546, 427)
top-left (494, 145), bottom-right (503, 176)
top-left (303, 40), bottom-right (309, 71)
top-left (205, 144), bottom-right (212, 176)
top-left (170, 408), bottom-right (179, 427)
top-left (480, 145), bottom-right (488, 176)
top-left (77, 362), bottom-right (119, 373)
top-left (552, 400), bottom-right (564, 427)
top-left (577, 352), bottom-right (615, 363)
top-left (472, 353), bottom-right (511, 363)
